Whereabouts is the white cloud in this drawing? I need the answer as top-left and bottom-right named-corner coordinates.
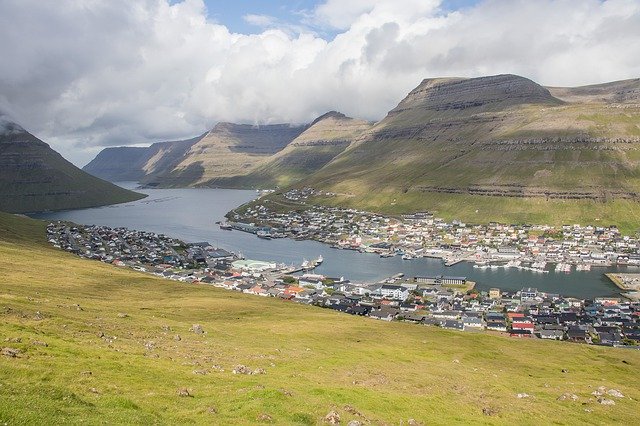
top-left (0, 0), bottom-right (639, 165)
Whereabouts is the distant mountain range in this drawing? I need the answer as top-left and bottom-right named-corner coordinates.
top-left (84, 111), bottom-right (372, 189)
top-left (83, 74), bottom-right (640, 228)
top-left (0, 115), bottom-right (145, 213)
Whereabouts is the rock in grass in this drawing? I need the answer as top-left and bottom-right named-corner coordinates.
top-left (557, 393), bottom-right (579, 401)
top-left (233, 365), bottom-right (252, 375)
top-left (592, 386), bottom-right (607, 397)
top-left (324, 411), bottom-right (340, 424)
top-left (31, 340), bottom-right (48, 347)
top-left (177, 388), bottom-right (192, 397)
top-left (597, 397), bottom-right (616, 406)
top-left (117, 312), bottom-right (128, 318)
top-left (4, 337), bottom-right (21, 343)
top-left (190, 324), bottom-right (205, 334)
top-left (347, 421), bottom-right (362, 426)
top-left (256, 413), bottom-right (273, 422)
top-left (607, 389), bottom-right (624, 398)
top-left (482, 407), bottom-right (498, 416)
top-left (516, 393), bottom-right (530, 399)
top-left (1, 347), bottom-right (20, 358)
top-left (343, 405), bottom-right (362, 416)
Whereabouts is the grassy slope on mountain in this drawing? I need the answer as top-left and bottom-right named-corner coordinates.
top-left (226, 112), bottom-right (373, 188)
top-left (1, 212), bottom-right (639, 424)
top-left (0, 124), bottom-right (145, 213)
top-left (147, 123), bottom-right (308, 188)
top-left (298, 75), bottom-right (640, 231)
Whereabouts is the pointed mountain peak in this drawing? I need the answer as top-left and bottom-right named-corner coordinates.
top-left (310, 111), bottom-right (348, 126)
top-left (0, 113), bottom-right (26, 136)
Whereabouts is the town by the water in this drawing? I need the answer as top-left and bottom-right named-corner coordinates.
top-left (47, 198), bottom-right (640, 348)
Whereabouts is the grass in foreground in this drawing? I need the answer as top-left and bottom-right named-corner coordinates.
top-left (1, 212), bottom-right (639, 424)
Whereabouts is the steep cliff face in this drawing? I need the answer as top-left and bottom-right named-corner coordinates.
top-left (83, 135), bottom-right (203, 182)
top-left (388, 74), bottom-right (560, 118)
top-left (0, 115), bottom-right (145, 213)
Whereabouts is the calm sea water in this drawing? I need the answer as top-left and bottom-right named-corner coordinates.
top-left (30, 183), bottom-right (630, 298)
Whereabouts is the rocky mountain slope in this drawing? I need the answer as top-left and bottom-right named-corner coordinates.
top-left (140, 122), bottom-right (308, 187)
top-left (297, 74), bottom-right (640, 228)
top-left (0, 115), bottom-right (145, 213)
top-left (225, 112), bottom-right (372, 188)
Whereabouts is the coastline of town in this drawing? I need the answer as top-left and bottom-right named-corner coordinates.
top-left (224, 188), bottom-right (640, 301)
top-left (47, 220), bottom-right (640, 348)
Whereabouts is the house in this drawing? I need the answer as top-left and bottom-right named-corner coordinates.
top-left (442, 320), bottom-right (464, 330)
top-left (404, 313), bottom-right (426, 323)
top-left (348, 305), bottom-right (371, 316)
top-left (538, 329), bottom-right (564, 340)
top-left (486, 321), bottom-right (507, 332)
top-left (380, 284), bottom-right (410, 301)
top-left (462, 316), bottom-right (484, 330)
top-left (509, 329), bottom-right (533, 338)
top-left (489, 288), bottom-right (501, 299)
top-left (511, 318), bottom-right (535, 331)
top-left (597, 331), bottom-right (622, 346)
top-left (369, 308), bottom-right (399, 321)
top-left (432, 310), bottom-right (461, 320)
top-left (566, 326), bottom-right (591, 343)
top-left (520, 287), bottom-right (538, 302)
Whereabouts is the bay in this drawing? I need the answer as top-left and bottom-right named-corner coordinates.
top-left (30, 183), bottom-right (630, 299)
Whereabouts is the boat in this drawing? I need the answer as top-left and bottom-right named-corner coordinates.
top-left (219, 222), bottom-right (233, 230)
top-left (256, 230), bottom-right (272, 240)
top-left (315, 255), bottom-right (323, 265)
top-left (301, 259), bottom-right (316, 271)
top-left (401, 254), bottom-right (413, 260)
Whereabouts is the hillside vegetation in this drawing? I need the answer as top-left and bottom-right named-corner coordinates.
top-left (0, 115), bottom-right (145, 213)
top-left (1, 212), bottom-right (639, 424)
top-left (297, 75), bottom-right (640, 231)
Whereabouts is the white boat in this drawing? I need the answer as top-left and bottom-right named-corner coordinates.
top-left (315, 255), bottom-right (323, 265)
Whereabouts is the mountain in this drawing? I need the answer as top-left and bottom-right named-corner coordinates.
top-left (86, 113), bottom-right (372, 189)
top-left (141, 122), bottom-right (309, 187)
top-left (224, 111), bottom-right (373, 188)
top-left (0, 115), bottom-right (145, 213)
top-left (296, 74), bottom-right (640, 230)
top-left (83, 135), bottom-right (204, 182)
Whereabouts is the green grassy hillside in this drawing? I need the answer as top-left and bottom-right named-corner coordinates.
top-left (0, 116), bottom-right (145, 213)
top-left (298, 75), bottom-right (640, 231)
top-left (1, 212), bottom-right (639, 424)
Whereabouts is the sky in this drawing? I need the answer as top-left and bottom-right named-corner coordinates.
top-left (0, 0), bottom-right (639, 166)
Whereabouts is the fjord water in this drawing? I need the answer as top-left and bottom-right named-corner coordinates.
top-left (30, 183), bottom-right (627, 298)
